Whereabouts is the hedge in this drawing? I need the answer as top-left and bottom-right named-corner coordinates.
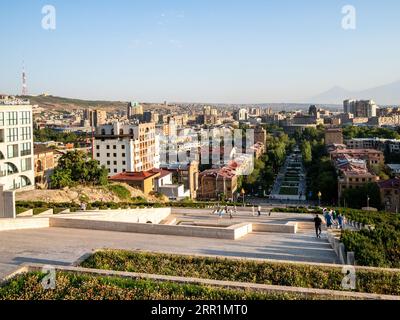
top-left (80, 250), bottom-right (400, 296)
top-left (0, 272), bottom-right (326, 300)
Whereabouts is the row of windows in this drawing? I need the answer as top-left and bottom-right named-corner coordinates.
top-left (108, 168), bottom-right (126, 174)
top-left (347, 177), bottom-right (374, 183)
top-left (6, 143), bottom-right (32, 159)
top-left (0, 111), bottom-right (31, 126)
top-left (105, 160), bottom-right (127, 166)
top-left (96, 145), bottom-right (126, 150)
top-left (97, 153), bottom-right (126, 158)
top-left (5, 127), bottom-right (32, 142)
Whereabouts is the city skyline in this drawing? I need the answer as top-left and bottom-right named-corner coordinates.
top-left (1, 0), bottom-right (400, 104)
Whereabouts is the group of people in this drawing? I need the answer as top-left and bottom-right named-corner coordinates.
top-left (313, 208), bottom-right (346, 239)
top-left (213, 205), bottom-right (271, 219)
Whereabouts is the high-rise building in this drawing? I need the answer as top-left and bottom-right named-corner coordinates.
top-left (234, 108), bottom-right (248, 122)
top-left (0, 96), bottom-right (34, 192)
top-left (343, 100), bottom-right (377, 118)
top-left (94, 122), bottom-right (158, 176)
top-left (127, 101), bottom-right (143, 120)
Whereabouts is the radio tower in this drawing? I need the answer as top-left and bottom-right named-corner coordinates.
top-left (22, 62), bottom-right (27, 96)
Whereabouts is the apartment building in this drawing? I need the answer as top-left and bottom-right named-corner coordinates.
top-left (343, 99), bottom-right (377, 118)
top-left (346, 138), bottom-right (400, 154)
top-left (94, 122), bottom-right (159, 176)
top-left (0, 96), bottom-right (34, 191)
top-left (330, 148), bottom-right (384, 167)
top-left (378, 177), bottom-right (400, 213)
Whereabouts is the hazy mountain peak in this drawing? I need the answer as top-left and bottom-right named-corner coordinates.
top-left (311, 80), bottom-right (400, 105)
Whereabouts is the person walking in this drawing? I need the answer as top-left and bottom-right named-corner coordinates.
top-left (314, 214), bottom-right (323, 238)
top-left (257, 205), bottom-right (262, 217)
top-left (337, 213), bottom-right (344, 229)
top-left (326, 211), bottom-right (333, 229)
top-left (229, 209), bottom-right (233, 220)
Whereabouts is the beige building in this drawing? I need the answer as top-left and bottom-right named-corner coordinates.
top-left (325, 128), bottom-right (343, 146)
top-left (94, 122), bottom-right (158, 176)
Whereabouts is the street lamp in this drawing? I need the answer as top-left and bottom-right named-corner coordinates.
top-left (241, 188), bottom-right (246, 207)
top-left (317, 191), bottom-right (322, 207)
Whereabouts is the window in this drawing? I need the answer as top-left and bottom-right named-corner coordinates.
top-left (122, 145), bottom-right (125, 150)
top-left (96, 145), bottom-right (100, 150)
top-left (20, 111), bottom-right (31, 125)
top-left (107, 161), bottom-right (110, 165)
top-left (6, 128), bottom-right (18, 142)
top-left (7, 144), bottom-right (18, 158)
top-left (20, 142), bottom-right (31, 156)
top-left (106, 153), bottom-right (110, 157)
top-left (0, 112), bottom-right (4, 126)
top-left (113, 153), bottom-right (117, 157)
top-left (96, 153), bottom-right (100, 157)
top-left (106, 145), bottom-right (110, 149)
top-left (21, 127), bottom-right (31, 141)
top-left (6, 112), bottom-right (18, 125)
top-left (122, 161), bottom-right (126, 165)
top-left (113, 146), bottom-right (116, 149)
top-left (21, 158), bottom-right (32, 171)
top-left (122, 153), bottom-right (126, 157)
top-left (113, 161), bottom-right (117, 165)
top-left (114, 169), bottom-right (117, 173)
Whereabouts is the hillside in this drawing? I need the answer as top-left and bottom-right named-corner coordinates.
top-left (21, 95), bottom-right (128, 111)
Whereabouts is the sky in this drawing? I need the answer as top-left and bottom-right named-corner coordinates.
top-left (1, 0), bottom-right (400, 103)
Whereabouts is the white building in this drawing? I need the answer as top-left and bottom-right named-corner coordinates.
top-left (0, 96), bottom-right (34, 191)
top-left (94, 121), bottom-right (157, 176)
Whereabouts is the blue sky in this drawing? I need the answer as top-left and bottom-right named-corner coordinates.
top-left (1, 0), bottom-right (400, 103)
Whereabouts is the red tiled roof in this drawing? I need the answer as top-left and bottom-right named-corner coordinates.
top-left (151, 168), bottom-right (172, 179)
top-left (109, 171), bottom-right (160, 182)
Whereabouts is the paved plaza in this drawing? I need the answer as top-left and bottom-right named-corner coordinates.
top-left (0, 209), bottom-right (339, 279)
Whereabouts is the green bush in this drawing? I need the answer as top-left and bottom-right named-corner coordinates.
top-left (0, 272), bottom-right (321, 300)
top-left (339, 208), bottom-right (400, 268)
top-left (107, 185), bottom-right (131, 201)
top-left (80, 250), bottom-right (400, 295)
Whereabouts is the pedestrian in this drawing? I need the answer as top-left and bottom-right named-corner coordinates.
top-left (218, 209), bottom-right (223, 219)
top-left (268, 210), bottom-right (272, 217)
top-left (257, 205), bottom-right (262, 217)
top-left (314, 214), bottom-right (322, 238)
top-left (229, 209), bottom-right (233, 219)
top-left (234, 206), bottom-right (237, 215)
top-left (252, 206), bottom-right (255, 216)
top-left (337, 213), bottom-right (344, 229)
top-left (326, 211), bottom-right (333, 229)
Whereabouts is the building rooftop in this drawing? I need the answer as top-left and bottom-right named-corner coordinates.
top-left (378, 177), bottom-right (400, 189)
top-left (109, 170), bottom-right (160, 182)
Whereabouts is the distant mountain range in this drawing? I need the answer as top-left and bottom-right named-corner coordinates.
top-left (310, 80), bottom-right (400, 106)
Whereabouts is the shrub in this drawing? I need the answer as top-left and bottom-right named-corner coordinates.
top-left (80, 250), bottom-right (400, 295)
top-left (107, 184), bottom-right (131, 201)
top-left (0, 272), bottom-right (317, 300)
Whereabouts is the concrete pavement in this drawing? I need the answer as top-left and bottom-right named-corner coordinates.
top-left (0, 211), bottom-right (339, 279)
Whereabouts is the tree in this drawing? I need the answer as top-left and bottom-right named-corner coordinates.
top-left (51, 150), bottom-right (108, 188)
top-left (341, 183), bottom-right (382, 209)
top-left (301, 141), bottom-right (312, 165)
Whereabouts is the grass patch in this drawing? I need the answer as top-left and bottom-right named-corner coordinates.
top-left (107, 184), bottom-right (131, 201)
top-left (80, 250), bottom-right (400, 296)
top-left (279, 187), bottom-right (298, 195)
